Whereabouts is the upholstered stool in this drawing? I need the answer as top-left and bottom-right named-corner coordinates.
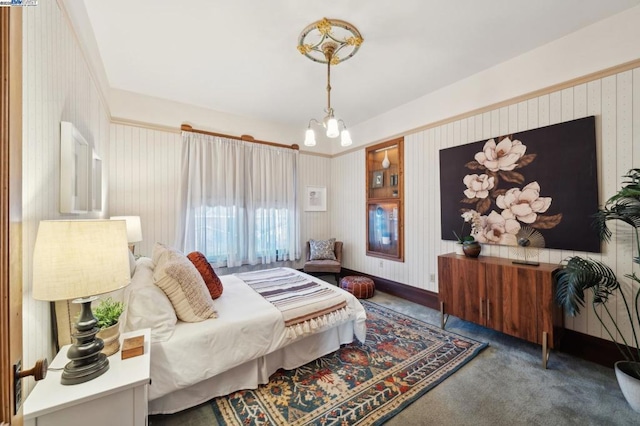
top-left (340, 276), bottom-right (375, 299)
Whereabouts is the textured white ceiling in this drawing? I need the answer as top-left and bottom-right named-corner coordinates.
top-left (80, 0), bottom-right (640, 129)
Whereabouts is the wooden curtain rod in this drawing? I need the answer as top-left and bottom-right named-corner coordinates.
top-left (180, 124), bottom-right (299, 150)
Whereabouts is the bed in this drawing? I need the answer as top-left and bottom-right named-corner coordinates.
top-left (121, 250), bottom-right (367, 415)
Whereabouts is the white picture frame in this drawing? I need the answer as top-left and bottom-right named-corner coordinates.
top-left (304, 186), bottom-right (327, 211)
top-left (60, 121), bottom-right (89, 214)
top-left (91, 149), bottom-right (102, 212)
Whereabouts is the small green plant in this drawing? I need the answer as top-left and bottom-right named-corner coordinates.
top-left (93, 297), bottom-right (125, 329)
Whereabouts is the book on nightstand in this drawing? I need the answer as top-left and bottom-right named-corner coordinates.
top-left (121, 335), bottom-right (145, 359)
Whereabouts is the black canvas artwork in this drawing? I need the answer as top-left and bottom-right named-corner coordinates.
top-left (439, 116), bottom-right (600, 253)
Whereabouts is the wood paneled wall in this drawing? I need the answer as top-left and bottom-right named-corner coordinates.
top-left (333, 67), bottom-right (640, 343)
top-left (298, 154), bottom-right (332, 264)
top-left (108, 124), bottom-right (332, 269)
top-left (22, 0), bottom-right (110, 394)
top-left (108, 125), bottom-right (182, 257)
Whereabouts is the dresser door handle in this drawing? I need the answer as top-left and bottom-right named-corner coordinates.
top-left (479, 297), bottom-right (484, 320)
top-left (487, 299), bottom-right (491, 323)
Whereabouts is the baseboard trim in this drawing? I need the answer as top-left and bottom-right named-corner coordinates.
top-left (341, 268), bottom-right (439, 310)
top-left (559, 329), bottom-right (631, 369)
top-left (340, 269), bottom-right (625, 369)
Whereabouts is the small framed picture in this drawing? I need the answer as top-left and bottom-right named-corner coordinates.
top-left (372, 171), bottom-right (384, 188)
top-left (304, 186), bottom-right (327, 211)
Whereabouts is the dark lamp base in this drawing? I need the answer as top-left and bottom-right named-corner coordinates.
top-left (61, 353), bottom-right (109, 385)
top-left (62, 297), bottom-right (110, 385)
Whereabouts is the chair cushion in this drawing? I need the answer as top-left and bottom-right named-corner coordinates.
top-left (309, 238), bottom-right (336, 260)
top-left (303, 259), bottom-right (341, 273)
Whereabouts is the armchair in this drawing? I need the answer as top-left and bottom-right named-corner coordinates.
top-left (303, 240), bottom-right (343, 284)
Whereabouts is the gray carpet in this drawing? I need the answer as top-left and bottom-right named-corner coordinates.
top-left (149, 278), bottom-right (639, 425)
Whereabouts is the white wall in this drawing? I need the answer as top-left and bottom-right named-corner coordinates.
top-left (108, 125), bottom-right (182, 257)
top-left (108, 123), bottom-right (332, 268)
top-left (22, 0), bottom-right (110, 393)
top-left (346, 5), bottom-right (640, 151)
top-left (110, 89), bottom-right (316, 152)
top-left (298, 154), bottom-right (333, 257)
top-left (333, 67), bottom-right (640, 345)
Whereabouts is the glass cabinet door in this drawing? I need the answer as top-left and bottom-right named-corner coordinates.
top-left (367, 202), bottom-right (402, 259)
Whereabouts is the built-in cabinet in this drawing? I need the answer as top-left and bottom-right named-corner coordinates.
top-left (366, 138), bottom-right (404, 261)
top-left (438, 253), bottom-right (563, 367)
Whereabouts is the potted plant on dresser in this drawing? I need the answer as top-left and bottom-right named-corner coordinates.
top-left (94, 297), bottom-right (125, 356)
top-left (554, 168), bottom-right (640, 412)
top-left (453, 210), bottom-right (482, 257)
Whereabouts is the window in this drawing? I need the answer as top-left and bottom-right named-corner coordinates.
top-left (193, 206), bottom-right (291, 266)
top-left (177, 133), bottom-right (300, 267)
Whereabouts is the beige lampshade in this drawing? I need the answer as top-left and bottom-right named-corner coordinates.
top-left (32, 220), bottom-right (131, 301)
top-left (110, 215), bottom-right (143, 243)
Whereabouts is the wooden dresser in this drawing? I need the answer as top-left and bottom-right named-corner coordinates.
top-left (437, 253), bottom-right (563, 368)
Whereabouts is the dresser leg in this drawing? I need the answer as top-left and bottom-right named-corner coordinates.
top-left (542, 331), bottom-right (550, 369)
top-left (440, 301), bottom-right (449, 329)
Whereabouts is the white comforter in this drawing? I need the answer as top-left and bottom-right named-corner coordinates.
top-left (147, 268), bottom-right (367, 401)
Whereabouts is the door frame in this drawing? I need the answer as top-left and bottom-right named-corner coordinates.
top-left (1, 5), bottom-right (23, 426)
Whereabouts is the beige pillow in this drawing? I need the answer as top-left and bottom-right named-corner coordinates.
top-left (152, 242), bottom-right (178, 268)
top-left (154, 252), bottom-right (217, 322)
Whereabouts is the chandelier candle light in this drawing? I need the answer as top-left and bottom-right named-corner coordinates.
top-left (298, 18), bottom-right (363, 147)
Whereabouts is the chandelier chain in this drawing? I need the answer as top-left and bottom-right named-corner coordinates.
top-left (326, 51), bottom-right (332, 115)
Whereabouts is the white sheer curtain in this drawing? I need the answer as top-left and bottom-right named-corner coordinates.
top-left (176, 131), bottom-right (300, 267)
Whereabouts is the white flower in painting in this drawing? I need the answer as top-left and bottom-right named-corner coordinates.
top-left (475, 211), bottom-right (520, 245)
top-left (463, 174), bottom-right (495, 199)
top-left (497, 181), bottom-right (552, 224)
top-left (474, 137), bottom-right (526, 172)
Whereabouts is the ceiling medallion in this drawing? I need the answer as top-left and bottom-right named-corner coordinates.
top-left (297, 18), bottom-right (364, 65)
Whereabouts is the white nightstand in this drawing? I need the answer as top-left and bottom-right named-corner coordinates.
top-left (24, 328), bottom-right (151, 426)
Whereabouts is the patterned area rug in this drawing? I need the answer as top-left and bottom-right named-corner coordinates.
top-left (211, 301), bottom-right (487, 425)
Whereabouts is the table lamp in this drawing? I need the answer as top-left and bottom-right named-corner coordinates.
top-left (32, 220), bottom-right (131, 385)
top-left (110, 216), bottom-right (142, 254)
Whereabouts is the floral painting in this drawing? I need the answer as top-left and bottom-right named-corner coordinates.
top-left (439, 116), bottom-right (600, 253)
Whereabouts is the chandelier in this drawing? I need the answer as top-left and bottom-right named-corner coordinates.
top-left (297, 18), bottom-right (363, 147)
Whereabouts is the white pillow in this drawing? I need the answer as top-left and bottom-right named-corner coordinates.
top-left (128, 250), bottom-right (137, 277)
top-left (122, 257), bottom-right (177, 342)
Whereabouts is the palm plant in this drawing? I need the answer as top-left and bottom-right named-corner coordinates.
top-left (555, 168), bottom-right (640, 370)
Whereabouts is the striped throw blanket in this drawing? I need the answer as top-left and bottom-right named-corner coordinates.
top-left (235, 268), bottom-right (349, 339)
